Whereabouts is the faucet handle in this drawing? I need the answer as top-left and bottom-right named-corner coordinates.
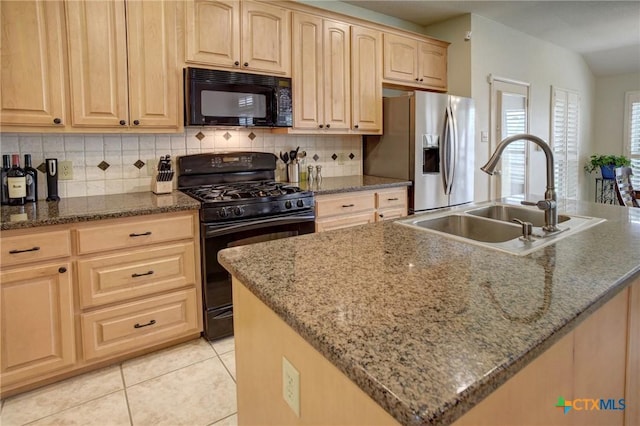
top-left (521, 200), bottom-right (556, 211)
top-left (512, 218), bottom-right (533, 241)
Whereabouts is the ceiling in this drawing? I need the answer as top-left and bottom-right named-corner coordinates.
top-left (341, 1), bottom-right (640, 76)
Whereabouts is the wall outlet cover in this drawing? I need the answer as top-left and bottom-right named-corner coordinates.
top-left (59, 160), bottom-right (73, 180)
top-left (282, 356), bottom-right (300, 417)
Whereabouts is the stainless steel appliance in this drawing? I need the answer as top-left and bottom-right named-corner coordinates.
top-left (178, 152), bottom-right (314, 340)
top-left (184, 67), bottom-right (293, 127)
top-left (364, 92), bottom-right (475, 213)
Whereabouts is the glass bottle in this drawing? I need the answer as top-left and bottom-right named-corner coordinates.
top-left (1, 154), bottom-right (10, 205)
top-left (7, 154), bottom-right (26, 206)
top-left (24, 154), bottom-right (37, 202)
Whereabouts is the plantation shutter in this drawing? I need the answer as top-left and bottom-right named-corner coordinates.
top-left (551, 87), bottom-right (580, 200)
top-left (625, 91), bottom-right (640, 188)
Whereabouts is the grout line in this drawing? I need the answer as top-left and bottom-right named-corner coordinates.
top-left (120, 365), bottom-right (134, 426)
top-left (123, 355), bottom-right (216, 389)
top-left (217, 351), bottom-right (236, 384)
top-left (206, 411), bottom-right (238, 426)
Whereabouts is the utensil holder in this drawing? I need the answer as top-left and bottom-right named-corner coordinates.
top-left (287, 163), bottom-right (299, 183)
top-left (152, 180), bottom-right (173, 194)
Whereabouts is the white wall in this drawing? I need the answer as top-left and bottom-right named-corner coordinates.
top-left (463, 15), bottom-right (595, 202)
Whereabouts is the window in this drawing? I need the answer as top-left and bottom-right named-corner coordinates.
top-left (551, 87), bottom-right (580, 200)
top-left (624, 91), bottom-right (640, 189)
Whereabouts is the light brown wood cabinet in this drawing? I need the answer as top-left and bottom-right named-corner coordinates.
top-left (383, 32), bottom-right (448, 91)
top-left (292, 12), bottom-right (351, 132)
top-left (315, 187), bottom-right (407, 232)
top-left (186, 0), bottom-right (291, 76)
top-left (351, 25), bottom-right (383, 134)
top-left (0, 1), bottom-right (67, 128)
top-left (66, 0), bottom-right (180, 129)
top-left (0, 210), bottom-right (202, 398)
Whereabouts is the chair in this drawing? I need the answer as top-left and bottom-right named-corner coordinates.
top-left (614, 167), bottom-right (639, 207)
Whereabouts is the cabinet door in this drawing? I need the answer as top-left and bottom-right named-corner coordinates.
top-left (0, 262), bottom-right (75, 388)
top-left (382, 33), bottom-right (418, 83)
top-left (323, 20), bottom-right (351, 131)
top-left (185, 0), bottom-right (240, 68)
top-left (292, 12), bottom-right (322, 130)
top-left (316, 212), bottom-right (376, 233)
top-left (66, 0), bottom-right (129, 127)
top-left (127, 0), bottom-right (180, 128)
top-left (0, 1), bottom-right (66, 127)
top-left (241, 1), bottom-right (291, 75)
top-left (418, 40), bottom-right (447, 90)
top-left (351, 26), bottom-right (382, 133)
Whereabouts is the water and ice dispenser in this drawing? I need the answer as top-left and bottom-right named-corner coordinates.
top-left (422, 134), bottom-right (440, 174)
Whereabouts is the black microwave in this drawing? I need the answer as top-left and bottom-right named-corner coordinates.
top-left (184, 67), bottom-right (293, 127)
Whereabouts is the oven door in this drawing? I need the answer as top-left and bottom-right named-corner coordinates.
top-left (200, 211), bottom-right (315, 340)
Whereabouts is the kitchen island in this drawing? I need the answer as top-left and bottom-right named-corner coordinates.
top-left (218, 197), bottom-right (640, 425)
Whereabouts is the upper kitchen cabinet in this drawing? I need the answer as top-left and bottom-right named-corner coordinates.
top-left (292, 12), bottom-right (350, 131)
top-left (186, 0), bottom-right (291, 76)
top-left (66, 0), bottom-right (180, 129)
top-left (351, 25), bottom-right (382, 134)
top-left (383, 32), bottom-right (448, 91)
top-left (0, 1), bottom-right (67, 128)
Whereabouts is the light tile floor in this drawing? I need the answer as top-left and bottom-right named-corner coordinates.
top-left (0, 337), bottom-right (238, 426)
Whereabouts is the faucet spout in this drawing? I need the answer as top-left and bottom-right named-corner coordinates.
top-left (481, 134), bottom-right (560, 232)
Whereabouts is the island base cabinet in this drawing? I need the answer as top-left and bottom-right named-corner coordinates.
top-left (233, 278), bottom-right (399, 426)
top-left (454, 282), bottom-right (634, 426)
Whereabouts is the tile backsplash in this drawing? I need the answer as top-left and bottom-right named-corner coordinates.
top-left (0, 129), bottom-right (362, 199)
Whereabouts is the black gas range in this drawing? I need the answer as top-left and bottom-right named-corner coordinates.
top-left (178, 152), bottom-right (315, 340)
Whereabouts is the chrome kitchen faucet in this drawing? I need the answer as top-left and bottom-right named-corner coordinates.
top-left (481, 134), bottom-right (561, 233)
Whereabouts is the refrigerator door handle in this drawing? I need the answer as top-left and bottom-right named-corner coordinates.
top-left (441, 109), bottom-right (450, 194)
top-left (443, 105), bottom-right (455, 195)
top-left (448, 105), bottom-right (458, 195)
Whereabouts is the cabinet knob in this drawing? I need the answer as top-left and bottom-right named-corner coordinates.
top-left (379, 214), bottom-right (384, 218)
top-left (133, 120), bottom-right (140, 125)
top-left (53, 117), bottom-right (62, 124)
top-left (326, 124), bottom-right (330, 128)
top-left (354, 124), bottom-right (359, 129)
top-left (319, 124), bottom-right (324, 128)
top-left (415, 78), bottom-right (419, 81)
top-left (234, 61), bottom-right (240, 66)
top-left (243, 62), bottom-right (249, 67)
top-left (119, 120), bottom-right (126, 125)
top-left (58, 267), bottom-right (67, 273)
top-left (419, 78), bottom-right (424, 82)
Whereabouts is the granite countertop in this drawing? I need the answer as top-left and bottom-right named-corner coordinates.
top-left (218, 198), bottom-right (640, 425)
top-left (298, 175), bottom-right (412, 195)
top-left (0, 191), bottom-right (200, 231)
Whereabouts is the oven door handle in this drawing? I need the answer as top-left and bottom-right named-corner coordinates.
top-left (204, 213), bottom-right (316, 237)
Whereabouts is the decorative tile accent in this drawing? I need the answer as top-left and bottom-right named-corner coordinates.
top-left (331, 153), bottom-right (338, 161)
top-left (349, 153), bottom-right (355, 160)
top-left (223, 132), bottom-right (232, 141)
top-left (248, 132), bottom-right (256, 141)
top-left (97, 161), bottom-right (110, 171)
top-left (134, 160), bottom-right (145, 169)
top-left (37, 163), bottom-right (47, 174)
top-left (313, 154), bottom-right (319, 162)
top-left (195, 131), bottom-right (205, 141)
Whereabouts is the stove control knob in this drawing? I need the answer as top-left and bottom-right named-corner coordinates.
top-left (296, 199), bottom-right (304, 208)
top-left (233, 206), bottom-right (244, 216)
top-left (285, 200), bottom-right (292, 209)
top-left (218, 208), bottom-right (229, 218)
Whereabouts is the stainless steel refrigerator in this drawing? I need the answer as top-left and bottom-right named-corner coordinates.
top-left (364, 91), bottom-right (475, 213)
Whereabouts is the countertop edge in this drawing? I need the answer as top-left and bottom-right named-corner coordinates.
top-left (218, 252), bottom-right (640, 426)
top-left (312, 180), bottom-right (412, 196)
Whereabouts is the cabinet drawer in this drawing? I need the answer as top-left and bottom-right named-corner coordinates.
top-left (315, 192), bottom-right (375, 218)
top-left (316, 211), bottom-right (376, 232)
top-left (81, 288), bottom-right (199, 361)
top-left (1, 230), bottom-right (71, 267)
top-left (376, 207), bottom-right (406, 222)
top-left (76, 214), bottom-right (194, 254)
top-left (77, 242), bottom-right (197, 308)
top-left (376, 188), bottom-right (407, 209)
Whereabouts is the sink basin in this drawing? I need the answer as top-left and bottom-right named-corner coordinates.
top-left (412, 214), bottom-right (522, 243)
top-left (465, 205), bottom-right (570, 227)
top-left (396, 203), bottom-right (606, 256)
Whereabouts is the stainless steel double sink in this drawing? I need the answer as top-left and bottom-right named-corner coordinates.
top-left (396, 203), bottom-right (605, 255)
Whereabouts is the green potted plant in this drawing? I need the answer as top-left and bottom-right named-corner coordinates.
top-left (584, 154), bottom-right (631, 179)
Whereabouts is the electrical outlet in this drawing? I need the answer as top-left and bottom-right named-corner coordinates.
top-left (282, 356), bottom-right (300, 417)
top-left (59, 160), bottom-right (73, 180)
top-left (338, 152), bottom-right (347, 165)
top-left (147, 159), bottom-right (157, 176)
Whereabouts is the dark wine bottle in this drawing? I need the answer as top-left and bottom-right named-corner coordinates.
top-left (1, 154), bottom-right (10, 205)
top-left (7, 154), bottom-right (26, 206)
top-left (24, 154), bottom-right (37, 202)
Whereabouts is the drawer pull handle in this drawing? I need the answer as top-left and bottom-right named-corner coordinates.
top-left (387, 198), bottom-right (399, 201)
top-left (132, 270), bottom-right (154, 278)
top-left (58, 267), bottom-right (67, 273)
top-left (9, 246), bottom-right (40, 254)
top-left (134, 319), bottom-right (156, 329)
top-left (129, 231), bottom-right (152, 237)
top-left (342, 204), bottom-right (355, 208)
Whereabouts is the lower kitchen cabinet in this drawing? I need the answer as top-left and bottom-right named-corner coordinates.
top-left (315, 187), bottom-right (408, 232)
top-left (0, 210), bottom-right (202, 397)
